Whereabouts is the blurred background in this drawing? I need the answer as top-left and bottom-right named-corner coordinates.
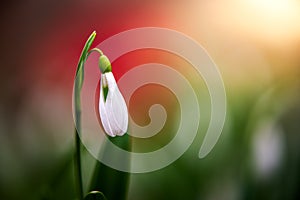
top-left (0, 0), bottom-right (300, 199)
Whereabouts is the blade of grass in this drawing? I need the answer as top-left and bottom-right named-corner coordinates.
top-left (74, 31), bottom-right (97, 200)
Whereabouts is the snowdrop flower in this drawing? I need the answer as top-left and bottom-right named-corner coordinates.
top-left (98, 54), bottom-right (128, 137)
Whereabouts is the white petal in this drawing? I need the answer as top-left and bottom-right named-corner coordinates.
top-left (105, 73), bottom-right (128, 136)
top-left (99, 74), bottom-right (114, 137)
top-left (99, 72), bottom-right (128, 137)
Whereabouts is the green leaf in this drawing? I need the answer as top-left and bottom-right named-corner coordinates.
top-left (74, 31), bottom-right (97, 200)
top-left (89, 134), bottom-right (131, 200)
top-left (74, 31), bottom-right (97, 114)
top-left (84, 191), bottom-right (107, 200)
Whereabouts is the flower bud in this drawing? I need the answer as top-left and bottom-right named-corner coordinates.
top-left (99, 55), bottom-right (112, 73)
top-left (99, 72), bottom-right (128, 137)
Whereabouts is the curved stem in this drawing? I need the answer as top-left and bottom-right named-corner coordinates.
top-left (74, 31), bottom-right (97, 200)
top-left (87, 48), bottom-right (103, 57)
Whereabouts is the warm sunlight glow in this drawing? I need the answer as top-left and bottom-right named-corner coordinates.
top-left (239, 0), bottom-right (300, 44)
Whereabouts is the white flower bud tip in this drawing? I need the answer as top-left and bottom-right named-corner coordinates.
top-left (99, 72), bottom-right (128, 137)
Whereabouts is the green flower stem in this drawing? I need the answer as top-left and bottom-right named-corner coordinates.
top-left (88, 48), bottom-right (103, 56)
top-left (74, 129), bottom-right (83, 199)
top-left (74, 31), bottom-right (97, 200)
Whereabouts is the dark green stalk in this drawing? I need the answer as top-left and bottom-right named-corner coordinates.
top-left (74, 128), bottom-right (83, 199)
top-left (89, 135), bottom-right (131, 200)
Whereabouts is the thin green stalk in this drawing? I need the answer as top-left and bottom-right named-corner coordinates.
top-left (74, 128), bottom-right (83, 199)
top-left (74, 31), bottom-right (97, 199)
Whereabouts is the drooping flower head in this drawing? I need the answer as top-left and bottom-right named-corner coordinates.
top-left (98, 53), bottom-right (128, 137)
